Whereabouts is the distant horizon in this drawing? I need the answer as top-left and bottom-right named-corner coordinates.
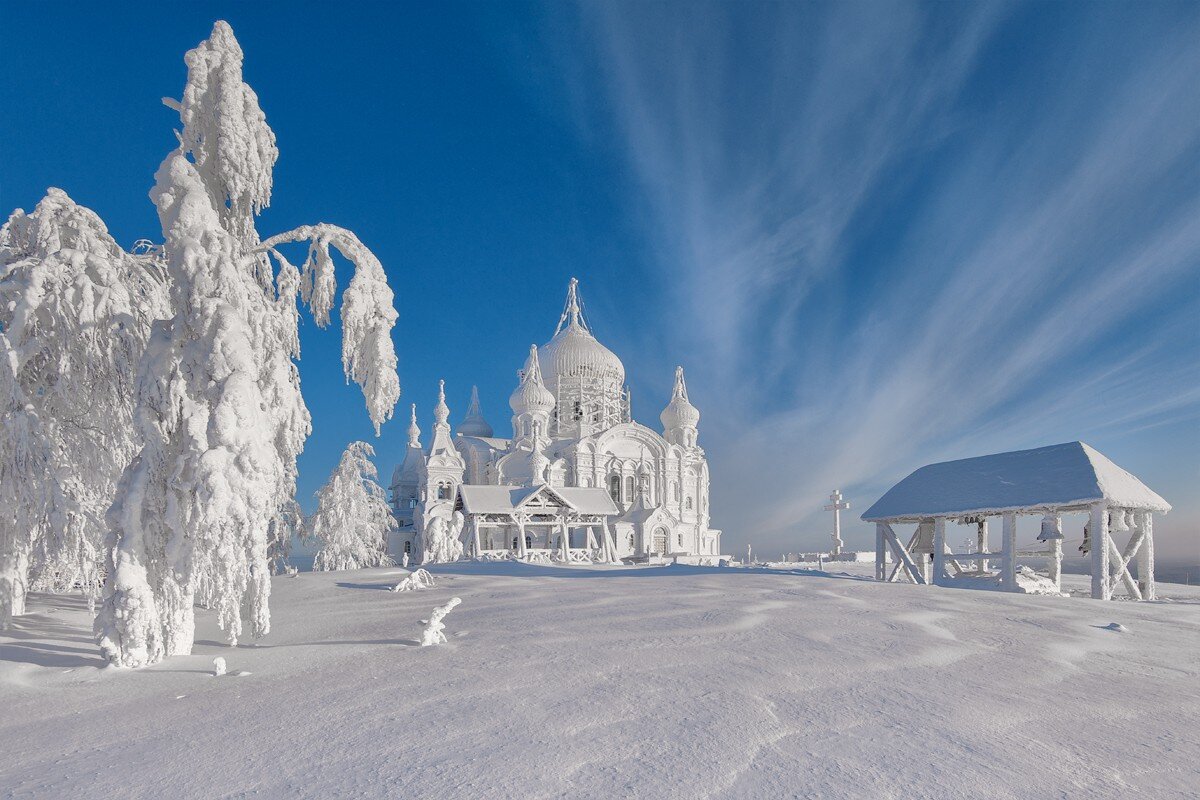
top-left (1, 2), bottom-right (1196, 562)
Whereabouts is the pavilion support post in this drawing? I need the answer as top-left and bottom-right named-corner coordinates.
top-left (875, 523), bottom-right (886, 581)
top-left (1049, 537), bottom-right (1063, 591)
top-left (471, 518), bottom-right (481, 559)
top-left (517, 518), bottom-right (528, 559)
top-left (602, 518), bottom-right (618, 563)
top-left (1105, 534), bottom-right (1142, 600)
top-left (1137, 512), bottom-right (1155, 600)
top-left (558, 518), bottom-right (570, 563)
top-left (978, 519), bottom-right (990, 573)
top-left (1090, 503), bottom-right (1109, 600)
top-left (1001, 513), bottom-right (1017, 591)
top-left (932, 519), bottom-right (947, 586)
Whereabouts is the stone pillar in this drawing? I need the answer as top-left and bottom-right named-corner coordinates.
top-left (517, 518), bottom-right (528, 559)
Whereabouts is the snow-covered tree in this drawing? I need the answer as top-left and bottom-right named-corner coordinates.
top-left (309, 442), bottom-right (397, 572)
top-left (415, 511), bottom-right (465, 565)
top-left (0, 191), bottom-right (168, 625)
top-left (94, 21), bottom-right (400, 667)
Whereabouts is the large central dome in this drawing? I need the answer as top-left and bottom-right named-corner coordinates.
top-left (539, 278), bottom-right (625, 391)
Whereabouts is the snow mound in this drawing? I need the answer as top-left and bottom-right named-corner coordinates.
top-left (392, 569), bottom-right (436, 592)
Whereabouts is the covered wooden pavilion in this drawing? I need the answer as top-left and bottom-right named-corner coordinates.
top-left (862, 442), bottom-right (1171, 600)
top-left (456, 484), bottom-right (622, 562)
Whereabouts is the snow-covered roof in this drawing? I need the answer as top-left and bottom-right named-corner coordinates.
top-left (862, 441), bottom-right (1171, 522)
top-left (620, 495), bottom-right (678, 525)
top-left (458, 484), bottom-right (618, 516)
top-left (553, 487), bottom-right (621, 515)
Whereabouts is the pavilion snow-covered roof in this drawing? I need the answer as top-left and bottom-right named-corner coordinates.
top-left (458, 484), bottom-right (618, 516)
top-left (862, 441), bottom-right (1171, 523)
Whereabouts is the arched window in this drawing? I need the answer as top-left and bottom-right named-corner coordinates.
top-left (403, 541), bottom-right (412, 554)
top-left (685, 497), bottom-right (693, 510)
top-left (627, 533), bottom-right (635, 548)
top-left (626, 476), bottom-right (635, 500)
top-left (437, 482), bottom-right (452, 500)
top-left (609, 475), bottom-right (621, 502)
top-left (671, 482), bottom-right (680, 502)
top-left (677, 533), bottom-right (684, 547)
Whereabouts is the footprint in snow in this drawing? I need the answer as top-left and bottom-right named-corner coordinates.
top-left (1100, 622), bottom-right (1129, 633)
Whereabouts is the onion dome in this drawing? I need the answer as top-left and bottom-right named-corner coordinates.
top-left (406, 403), bottom-right (421, 448)
top-left (539, 278), bottom-right (625, 389)
top-left (509, 345), bottom-right (556, 416)
top-left (458, 385), bottom-right (494, 438)
top-left (434, 379), bottom-right (450, 428)
top-left (660, 366), bottom-right (700, 431)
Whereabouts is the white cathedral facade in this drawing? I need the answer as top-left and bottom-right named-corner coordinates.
top-left (389, 278), bottom-right (722, 563)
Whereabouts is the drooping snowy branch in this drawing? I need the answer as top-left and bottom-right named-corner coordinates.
top-left (258, 226), bottom-right (400, 434)
top-left (309, 442), bottom-right (397, 572)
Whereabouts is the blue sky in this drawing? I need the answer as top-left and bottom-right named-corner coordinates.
top-left (2, 2), bottom-right (1197, 562)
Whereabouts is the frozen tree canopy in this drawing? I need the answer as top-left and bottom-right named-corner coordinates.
top-left (310, 442), bottom-right (397, 572)
top-left (94, 21), bottom-right (401, 667)
top-left (0, 190), bottom-right (168, 625)
top-left (416, 510), bottom-right (465, 565)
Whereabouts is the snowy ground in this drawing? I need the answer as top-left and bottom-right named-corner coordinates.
top-left (2, 563), bottom-right (1199, 799)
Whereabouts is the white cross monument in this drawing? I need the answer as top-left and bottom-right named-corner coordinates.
top-left (824, 489), bottom-right (850, 556)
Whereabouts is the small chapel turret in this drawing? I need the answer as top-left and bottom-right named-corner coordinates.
top-left (418, 380), bottom-right (466, 510)
top-left (509, 345), bottom-right (556, 441)
top-left (660, 366), bottom-right (700, 449)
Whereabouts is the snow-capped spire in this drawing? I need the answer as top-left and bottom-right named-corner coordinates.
top-left (661, 366), bottom-right (700, 448)
top-left (555, 277), bottom-right (588, 335)
top-left (457, 385), bottom-right (494, 438)
top-left (407, 403), bottom-right (421, 448)
top-left (433, 379), bottom-right (450, 429)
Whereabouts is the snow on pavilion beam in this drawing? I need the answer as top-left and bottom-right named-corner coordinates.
top-left (862, 442), bottom-right (1171, 600)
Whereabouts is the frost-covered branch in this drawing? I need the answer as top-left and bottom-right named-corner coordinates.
top-left (257, 226), bottom-right (400, 434)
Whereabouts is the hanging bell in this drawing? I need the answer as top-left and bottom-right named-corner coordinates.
top-left (1038, 513), bottom-right (1064, 541)
top-left (912, 520), bottom-right (936, 554)
top-left (1109, 508), bottom-right (1130, 532)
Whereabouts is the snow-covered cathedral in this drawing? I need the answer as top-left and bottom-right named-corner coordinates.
top-left (389, 279), bottom-right (722, 563)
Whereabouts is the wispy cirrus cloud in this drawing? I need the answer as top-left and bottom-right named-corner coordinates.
top-left (546, 2), bottom-right (1200, 558)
